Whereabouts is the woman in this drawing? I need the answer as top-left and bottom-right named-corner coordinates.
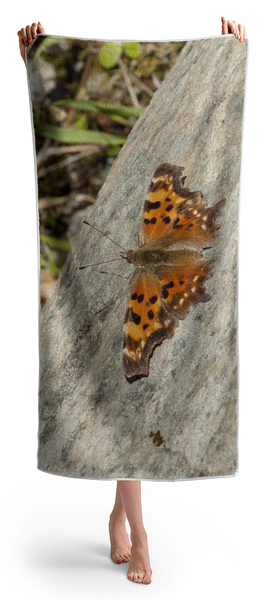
top-left (17, 17), bottom-right (246, 585)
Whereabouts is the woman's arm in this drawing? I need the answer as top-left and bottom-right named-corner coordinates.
top-left (17, 21), bottom-right (46, 66)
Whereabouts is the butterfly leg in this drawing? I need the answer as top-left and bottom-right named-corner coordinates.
top-left (99, 270), bottom-right (132, 280)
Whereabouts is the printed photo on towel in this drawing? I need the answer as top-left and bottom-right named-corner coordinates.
top-left (28, 35), bottom-right (247, 480)
top-left (26, 37), bottom-right (185, 307)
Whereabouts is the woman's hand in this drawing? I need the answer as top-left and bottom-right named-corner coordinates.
top-left (17, 22), bottom-right (46, 66)
top-left (221, 17), bottom-right (246, 42)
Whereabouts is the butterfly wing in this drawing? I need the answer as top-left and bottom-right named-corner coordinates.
top-left (138, 163), bottom-right (225, 251)
top-left (121, 254), bottom-right (214, 378)
top-left (154, 258), bottom-right (214, 321)
top-left (122, 268), bottom-right (178, 378)
top-left (123, 163), bottom-right (225, 378)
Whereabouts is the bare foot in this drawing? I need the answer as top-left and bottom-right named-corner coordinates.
top-left (127, 532), bottom-right (152, 584)
top-left (109, 514), bottom-right (131, 563)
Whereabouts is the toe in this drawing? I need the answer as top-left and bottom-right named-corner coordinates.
top-left (122, 555), bottom-right (129, 562)
top-left (143, 574), bottom-right (152, 584)
top-left (111, 552), bottom-right (123, 564)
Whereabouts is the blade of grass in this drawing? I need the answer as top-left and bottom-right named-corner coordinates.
top-left (52, 99), bottom-right (144, 118)
top-left (35, 125), bottom-right (127, 145)
top-left (40, 234), bottom-right (73, 251)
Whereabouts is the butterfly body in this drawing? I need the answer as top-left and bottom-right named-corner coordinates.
top-left (120, 163), bottom-right (226, 380)
top-left (122, 247), bottom-right (202, 268)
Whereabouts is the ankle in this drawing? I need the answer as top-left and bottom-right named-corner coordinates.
top-left (109, 510), bottom-right (126, 524)
top-left (130, 527), bottom-right (147, 543)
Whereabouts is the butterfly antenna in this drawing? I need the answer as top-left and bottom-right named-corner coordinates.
top-left (83, 220), bottom-right (128, 252)
top-left (99, 270), bottom-right (132, 280)
top-left (79, 257), bottom-right (124, 270)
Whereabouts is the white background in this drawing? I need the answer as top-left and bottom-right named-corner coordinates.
top-left (1, 0), bottom-right (272, 598)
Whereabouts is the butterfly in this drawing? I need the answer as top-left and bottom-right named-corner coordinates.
top-left (119, 163), bottom-right (226, 380)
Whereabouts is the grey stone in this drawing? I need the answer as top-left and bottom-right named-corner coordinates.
top-left (35, 36), bottom-right (248, 480)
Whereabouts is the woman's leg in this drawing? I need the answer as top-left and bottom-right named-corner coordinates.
top-left (117, 481), bottom-right (152, 584)
top-left (109, 483), bottom-right (131, 564)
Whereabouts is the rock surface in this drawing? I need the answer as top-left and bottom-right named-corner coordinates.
top-left (36, 36), bottom-right (248, 480)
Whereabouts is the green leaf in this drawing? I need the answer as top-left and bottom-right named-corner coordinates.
top-left (35, 125), bottom-right (127, 146)
top-left (98, 41), bottom-right (123, 69)
top-left (40, 235), bottom-right (73, 251)
top-left (52, 99), bottom-right (144, 118)
top-left (123, 42), bottom-right (140, 59)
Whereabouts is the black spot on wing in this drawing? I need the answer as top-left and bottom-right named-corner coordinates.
top-left (173, 217), bottom-right (183, 229)
top-left (161, 280), bottom-right (174, 300)
top-left (144, 217), bottom-right (157, 225)
top-left (144, 200), bottom-right (161, 213)
top-left (130, 310), bottom-right (141, 325)
top-left (131, 291), bottom-right (144, 303)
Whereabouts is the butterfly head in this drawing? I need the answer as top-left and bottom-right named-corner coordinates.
top-left (119, 249), bottom-right (135, 264)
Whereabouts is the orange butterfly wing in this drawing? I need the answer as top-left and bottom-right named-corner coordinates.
top-left (122, 269), bottom-right (178, 378)
top-left (138, 163), bottom-right (225, 250)
top-left (154, 259), bottom-right (214, 321)
top-left (122, 256), bottom-right (214, 379)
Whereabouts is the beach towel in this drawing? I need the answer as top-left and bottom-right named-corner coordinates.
top-left (26, 34), bottom-right (248, 480)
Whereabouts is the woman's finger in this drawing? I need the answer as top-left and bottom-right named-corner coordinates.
top-left (221, 17), bottom-right (228, 35)
top-left (17, 30), bottom-right (25, 52)
top-left (37, 22), bottom-right (46, 35)
top-left (17, 30), bottom-right (23, 43)
top-left (17, 30), bottom-right (26, 65)
top-left (20, 27), bottom-right (27, 45)
top-left (26, 24), bottom-right (32, 43)
top-left (233, 20), bottom-right (239, 38)
top-left (226, 20), bottom-right (235, 34)
top-left (238, 23), bottom-right (244, 42)
top-left (31, 22), bottom-right (38, 40)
